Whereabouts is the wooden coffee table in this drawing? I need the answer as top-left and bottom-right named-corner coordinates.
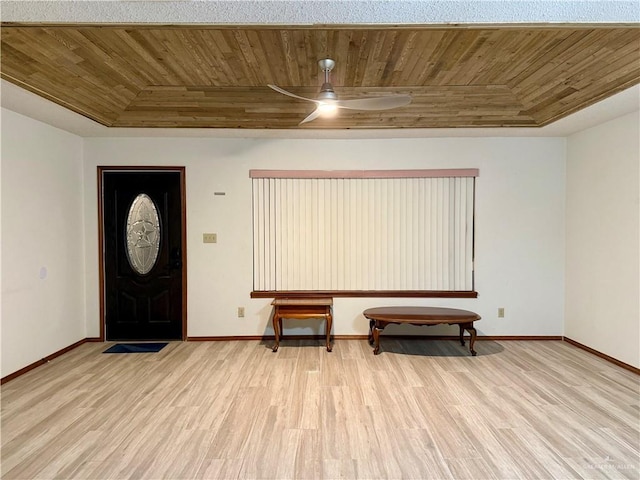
top-left (363, 306), bottom-right (481, 355)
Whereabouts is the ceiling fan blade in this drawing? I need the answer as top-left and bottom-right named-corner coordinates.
top-left (299, 108), bottom-right (323, 125)
top-left (268, 84), bottom-right (320, 104)
top-left (336, 94), bottom-right (412, 111)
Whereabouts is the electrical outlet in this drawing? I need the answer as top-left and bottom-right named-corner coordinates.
top-left (498, 307), bottom-right (505, 318)
top-left (237, 307), bottom-right (245, 318)
top-left (203, 233), bottom-right (217, 243)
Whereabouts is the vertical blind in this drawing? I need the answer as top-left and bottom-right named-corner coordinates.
top-left (251, 169), bottom-right (478, 294)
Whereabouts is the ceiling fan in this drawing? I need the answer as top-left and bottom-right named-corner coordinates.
top-left (268, 58), bottom-right (412, 125)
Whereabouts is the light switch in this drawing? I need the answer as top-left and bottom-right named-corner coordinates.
top-left (203, 233), bottom-right (217, 243)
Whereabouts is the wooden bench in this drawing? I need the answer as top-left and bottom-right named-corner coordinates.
top-left (363, 306), bottom-right (481, 355)
top-left (271, 298), bottom-right (333, 352)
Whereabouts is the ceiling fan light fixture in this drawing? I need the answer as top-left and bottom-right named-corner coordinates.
top-left (318, 102), bottom-right (338, 117)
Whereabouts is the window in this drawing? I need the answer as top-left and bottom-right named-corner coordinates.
top-left (251, 169), bottom-right (478, 297)
top-left (125, 193), bottom-right (161, 275)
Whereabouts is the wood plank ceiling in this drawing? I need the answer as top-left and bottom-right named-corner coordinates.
top-left (1, 25), bottom-right (639, 129)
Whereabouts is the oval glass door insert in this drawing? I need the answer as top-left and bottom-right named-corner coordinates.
top-left (125, 193), bottom-right (161, 275)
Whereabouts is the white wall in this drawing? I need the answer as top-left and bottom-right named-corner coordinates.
top-left (83, 136), bottom-right (566, 339)
top-left (3, 101), bottom-right (638, 376)
top-left (566, 111), bottom-right (640, 368)
top-left (1, 108), bottom-right (85, 377)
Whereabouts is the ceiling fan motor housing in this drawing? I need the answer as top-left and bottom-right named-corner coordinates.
top-left (318, 83), bottom-right (338, 101)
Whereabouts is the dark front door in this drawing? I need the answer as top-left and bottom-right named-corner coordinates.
top-left (102, 170), bottom-right (185, 340)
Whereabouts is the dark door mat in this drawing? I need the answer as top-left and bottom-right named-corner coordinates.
top-left (103, 343), bottom-right (168, 354)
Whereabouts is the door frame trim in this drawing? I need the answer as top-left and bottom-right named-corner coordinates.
top-left (97, 166), bottom-right (188, 341)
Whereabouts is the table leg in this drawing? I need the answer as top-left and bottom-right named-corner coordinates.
top-left (368, 319), bottom-right (375, 345)
top-left (459, 324), bottom-right (465, 346)
top-left (372, 321), bottom-right (386, 355)
top-left (462, 322), bottom-right (478, 356)
top-left (325, 309), bottom-right (333, 352)
top-left (272, 310), bottom-right (280, 352)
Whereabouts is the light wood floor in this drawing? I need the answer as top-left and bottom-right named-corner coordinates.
top-left (1, 339), bottom-right (638, 479)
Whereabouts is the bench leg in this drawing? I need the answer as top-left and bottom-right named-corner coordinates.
top-left (272, 312), bottom-right (280, 352)
top-left (326, 311), bottom-right (333, 352)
